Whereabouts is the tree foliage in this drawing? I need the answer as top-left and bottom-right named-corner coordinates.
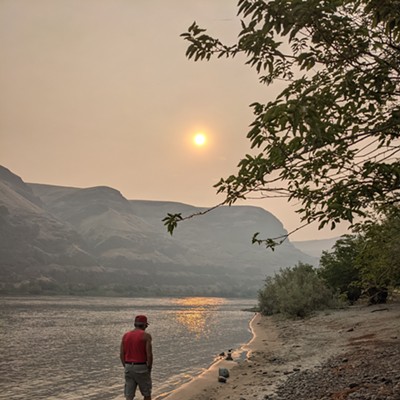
top-left (258, 262), bottom-right (336, 318)
top-left (354, 206), bottom-right (400, 291)
top-left (319, 206), bottom-right (400, 303)
top-left (319, 234), bottom-right (363, 303)
top-left (164, 0), bottom-right (400, 247)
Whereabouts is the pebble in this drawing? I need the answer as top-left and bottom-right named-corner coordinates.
top-left (269, 342), bottom-right (400, 400)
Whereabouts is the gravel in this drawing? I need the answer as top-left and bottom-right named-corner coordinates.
top-left (268, 341), bottom-right (400, 400)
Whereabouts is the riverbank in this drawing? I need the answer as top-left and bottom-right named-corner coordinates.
top-left (163, 302), bottom-right (400, 400)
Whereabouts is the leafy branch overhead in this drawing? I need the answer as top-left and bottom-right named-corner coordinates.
top-left (166, 0), bottom-right (400, 246)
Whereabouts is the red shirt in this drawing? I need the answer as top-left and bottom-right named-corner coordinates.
top-left (122, 329), bottom-right (147, 363)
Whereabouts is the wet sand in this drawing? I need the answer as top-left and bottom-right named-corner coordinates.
top-left (162, 302), bottom-right (400, 400)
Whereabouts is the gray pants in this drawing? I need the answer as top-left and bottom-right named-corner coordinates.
top-left (124, 364), bottom-right (152, 400)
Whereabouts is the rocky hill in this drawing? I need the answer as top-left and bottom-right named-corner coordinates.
top-left (0, 165), bottom-right (315, 297)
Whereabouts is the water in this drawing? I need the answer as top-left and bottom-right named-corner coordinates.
top-left (0, 296), bottom-right (255, 400)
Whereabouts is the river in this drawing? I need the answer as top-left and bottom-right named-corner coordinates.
top-left (0, 296), bottom-right (255, 399)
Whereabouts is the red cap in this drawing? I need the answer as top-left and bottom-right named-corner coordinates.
top-left (135, 315), bottom-right (148, 325)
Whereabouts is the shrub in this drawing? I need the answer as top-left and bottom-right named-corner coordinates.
top-left (258, 263), bottom-right (336, 318)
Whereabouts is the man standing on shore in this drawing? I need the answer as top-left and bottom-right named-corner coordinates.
top-left (120, 315), bottom-right (153, 400)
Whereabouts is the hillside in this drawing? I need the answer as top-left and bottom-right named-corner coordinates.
top-left (0, 165), bottom-right (315, 297)
top-left (292, 237), bottom-right (339, 259)
top-left (0, 167), bottom-right (99, 290)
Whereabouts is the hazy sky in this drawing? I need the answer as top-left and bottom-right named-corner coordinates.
top-left (0, 0), bottom-right (349, 240)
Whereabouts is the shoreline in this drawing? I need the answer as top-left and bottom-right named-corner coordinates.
top-left (161, 303), bottom-right (400, 400)
top-left (160, 312), bottom-right (265, 400)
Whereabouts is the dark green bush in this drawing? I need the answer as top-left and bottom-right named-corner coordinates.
top-left (318, 235), bottom-right (362, 304)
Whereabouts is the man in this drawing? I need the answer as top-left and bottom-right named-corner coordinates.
top-left (120, 315), bottom-right (153, 400)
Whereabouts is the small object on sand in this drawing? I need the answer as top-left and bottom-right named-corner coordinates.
top-left (226, 350), bottom-right (233, 360)
top-left (219, 352), bottom-right (225, 357)
top-left (219, 367), bottom-right (230, 378)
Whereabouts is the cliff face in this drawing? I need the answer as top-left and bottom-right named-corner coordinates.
top-left (0, 165), bottom-right (315, 297)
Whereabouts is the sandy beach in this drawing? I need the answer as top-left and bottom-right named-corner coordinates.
top-left (162, 302), bottom-right (400, 400)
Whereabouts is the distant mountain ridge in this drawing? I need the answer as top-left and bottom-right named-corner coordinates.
top-left (0, 165), bottom-right (317, 297)
top-left (292, 237), bottom-right (339, 258)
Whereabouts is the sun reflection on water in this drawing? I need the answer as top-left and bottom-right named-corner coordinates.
top-left (173, 297), bottom-right (226, 335)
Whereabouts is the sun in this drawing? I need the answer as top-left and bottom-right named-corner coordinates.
top-left (194, 133), bottom-right (206, 146)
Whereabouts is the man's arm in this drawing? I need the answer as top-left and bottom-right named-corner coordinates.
top-left (120, 338), bottom-right (125, 367)
top-left (145, 333), bottom-right (153, 371)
